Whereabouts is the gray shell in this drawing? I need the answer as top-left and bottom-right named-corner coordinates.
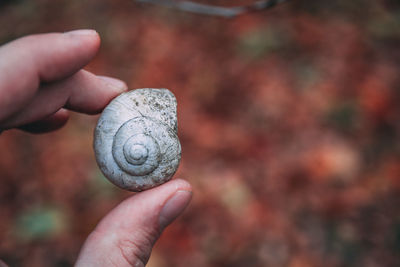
top-left (93, 88), bottom-right (181, 191)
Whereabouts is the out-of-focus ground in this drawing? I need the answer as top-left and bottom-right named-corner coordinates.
top-left (1, 0), bottom-right (400, 266)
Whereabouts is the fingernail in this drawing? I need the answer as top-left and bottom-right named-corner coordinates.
top-left (98, 76), bottom-right (128, 92)
top-left (64, 29), bottom-right (98, 36)
top-left (159, 190), bottom-right (192, 230)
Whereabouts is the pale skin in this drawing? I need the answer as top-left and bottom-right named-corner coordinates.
top-left (0, 29), bottom-right (192, 266)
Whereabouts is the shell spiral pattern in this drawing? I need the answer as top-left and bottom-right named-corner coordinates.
top-left (94, 88), bottom-right (181, 191)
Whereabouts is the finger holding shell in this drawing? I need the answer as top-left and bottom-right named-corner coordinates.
top-left (93, 88), bottom-right (181, 191)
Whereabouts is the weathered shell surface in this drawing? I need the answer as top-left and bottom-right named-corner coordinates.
top-left (94, 88), bottom-right (181, 191)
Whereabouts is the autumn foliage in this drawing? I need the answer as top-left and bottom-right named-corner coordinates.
top-left (1, 0), bottom-right (400, 266)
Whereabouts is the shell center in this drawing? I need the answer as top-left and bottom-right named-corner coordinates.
top-left (124, 143), bottom-right (148, 165)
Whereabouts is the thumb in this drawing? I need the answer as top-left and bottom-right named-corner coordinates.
top-left (75, 179), bottom-right (192, 267)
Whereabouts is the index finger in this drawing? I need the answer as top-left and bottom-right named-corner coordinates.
top-left (0, 30), bottom-right (100, 121)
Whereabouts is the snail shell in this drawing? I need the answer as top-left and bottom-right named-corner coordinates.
top-left (93, 88), bottom-right (181, 191)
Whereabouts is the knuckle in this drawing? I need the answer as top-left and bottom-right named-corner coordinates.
top-left (115, 227), bottom-right (160, 267)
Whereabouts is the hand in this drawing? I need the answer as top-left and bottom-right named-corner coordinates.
top-left (0, 30), bottom-right (193, 266)
top-left (76, 180), bottom-right (192, 266)
top-left (0, 29), bottom-right (129, 132)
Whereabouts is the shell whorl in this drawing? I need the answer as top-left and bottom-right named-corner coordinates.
top-left (94, 88), bottom-right (181, 191)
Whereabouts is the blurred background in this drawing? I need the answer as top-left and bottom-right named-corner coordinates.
top-left (1, 0), bottom-right (400, 266)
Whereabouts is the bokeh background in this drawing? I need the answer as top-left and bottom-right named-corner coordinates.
top-left (1, 0), bottom-right (400, 266)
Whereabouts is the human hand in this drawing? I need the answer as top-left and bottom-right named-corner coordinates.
top-left (75, 179), bottom-right (192, 266)
top-left (0, 29), bottom-right (129, 132)
top-left (0, 30), bottom-right (193, 266)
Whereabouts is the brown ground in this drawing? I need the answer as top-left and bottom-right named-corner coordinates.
top-left (1, 0), bottom-right (400, 266)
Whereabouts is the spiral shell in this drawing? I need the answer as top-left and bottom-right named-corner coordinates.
top-left (93, 88), bottom-right (181, 191)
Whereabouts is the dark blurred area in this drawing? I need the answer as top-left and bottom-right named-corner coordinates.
top-left (1, 0), bottom-right (400, 266)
